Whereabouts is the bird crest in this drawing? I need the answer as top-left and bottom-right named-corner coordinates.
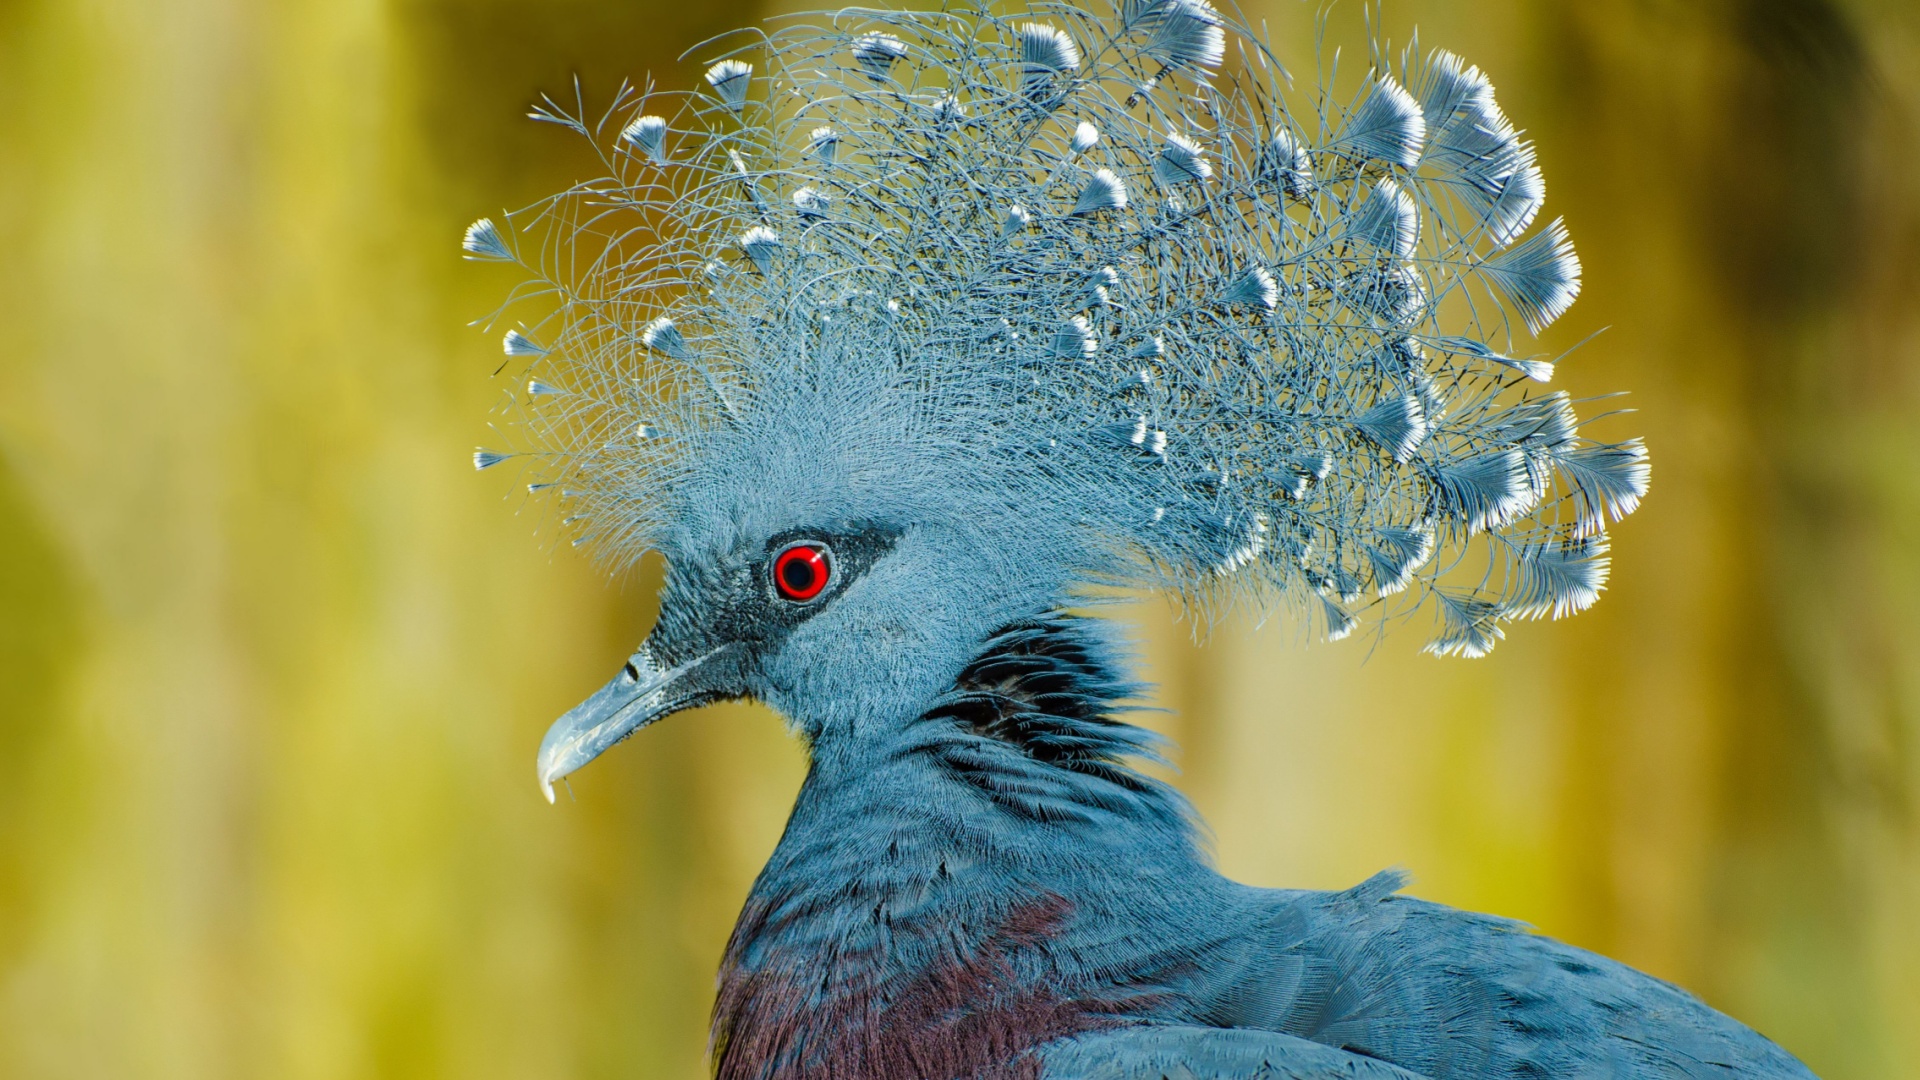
top-left (468, 0), bottom-right (1649, 657)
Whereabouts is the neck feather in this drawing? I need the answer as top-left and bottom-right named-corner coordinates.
top-left (907, 614), bottom-right (1194, 832)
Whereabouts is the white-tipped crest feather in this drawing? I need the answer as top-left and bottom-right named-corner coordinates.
top-left (1336, 77), bottom-right (1426, 167)
top-left (1020, 23), bottom-right (1081, 79)
top-left (705, 60), bottom-right (753, 111)
top-left (739, 226), bottom-right (782, 274)
top-left (1259, 126), bottom-right (1315, 198)
top-left (851, 32), bottom-right (909, 83)
top-left (806, 126), bottom-right (841, 163)
top-left (621, 114), bottom-right (669, 163)
top-left (462, 218), bottom-right (512, 261)
top-left (792, 186), bottom-right (832, 218)
top-left (1072, 169), bottom-right (1127, 215)
top-left (1153, 132), bottom-right (1213, 185)
top-left (640, 316), bottom-right (691, 360)
top-left (1219, 266), bottom-right (1277, 311)
top-left (1131, 0), bottom-right (1226, 71)
top-left (502, 329), bottom-right (548, 357)
top-left (1350, 179), bottom-right (1419, 259)
top-left (1052, 315), bottom-right (1098, 359)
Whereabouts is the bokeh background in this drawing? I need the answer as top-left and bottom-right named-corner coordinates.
top-left (0, 0), bottom-right (1916, 1076)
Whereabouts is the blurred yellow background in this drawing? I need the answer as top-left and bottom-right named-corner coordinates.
top-left (0, 0), bottom-right (1916, 1077)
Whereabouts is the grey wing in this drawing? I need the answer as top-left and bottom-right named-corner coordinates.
top-left (1039, 1025), bottom-right (1431, 1080)
top-left (1199, 873), bottom-right (1817, 1079)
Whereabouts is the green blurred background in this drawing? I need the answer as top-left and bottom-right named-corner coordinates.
top-left (0, 0), bottom-right (1916, 1076)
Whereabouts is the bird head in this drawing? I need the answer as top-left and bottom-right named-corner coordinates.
top-left (534, 484), bottom-right (1095, 802)
top-left (472, 0), bottom-right (1651, 801)
top-left (531, 361), bottom-right (1117, 800)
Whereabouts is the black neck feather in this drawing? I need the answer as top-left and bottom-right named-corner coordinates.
top-left (914, 615), bottom-right (1187, 826)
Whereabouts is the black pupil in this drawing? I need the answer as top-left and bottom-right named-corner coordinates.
top-left (781, 553), bottom-right (818, 594)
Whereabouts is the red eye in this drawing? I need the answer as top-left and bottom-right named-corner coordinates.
top-left (773, 543), bottom-right (832, 602)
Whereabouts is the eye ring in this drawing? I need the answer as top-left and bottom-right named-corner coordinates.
top-left (772, 541), bottom-right (834, 603)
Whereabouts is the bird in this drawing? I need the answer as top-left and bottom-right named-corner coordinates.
top-left (465, 1), bottom-right (1813, 1076)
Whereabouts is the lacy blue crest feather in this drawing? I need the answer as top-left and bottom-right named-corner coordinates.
top-left (473, 0), bottom-right (1650, 655)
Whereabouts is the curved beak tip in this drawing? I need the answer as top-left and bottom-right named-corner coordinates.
top-left (532, 645), bottom-right (728, 805)
top-left (535, 729), bottom-right (583, 803)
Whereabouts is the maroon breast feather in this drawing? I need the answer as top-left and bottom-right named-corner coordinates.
top-left (712, 894), bottom-right (1152, 1080)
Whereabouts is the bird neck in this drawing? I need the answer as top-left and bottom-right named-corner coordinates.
top-left (712, 616), bottom-right (1217, 1080)
top-left (816, 612), bottom-right (1196, 841)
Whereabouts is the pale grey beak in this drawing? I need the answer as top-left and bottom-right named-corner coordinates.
top-left (535, 643), bottom-right (729, 803)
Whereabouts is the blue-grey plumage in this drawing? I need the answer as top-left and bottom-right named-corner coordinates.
top-left (470, 2), bottom-right (1809, 1077)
